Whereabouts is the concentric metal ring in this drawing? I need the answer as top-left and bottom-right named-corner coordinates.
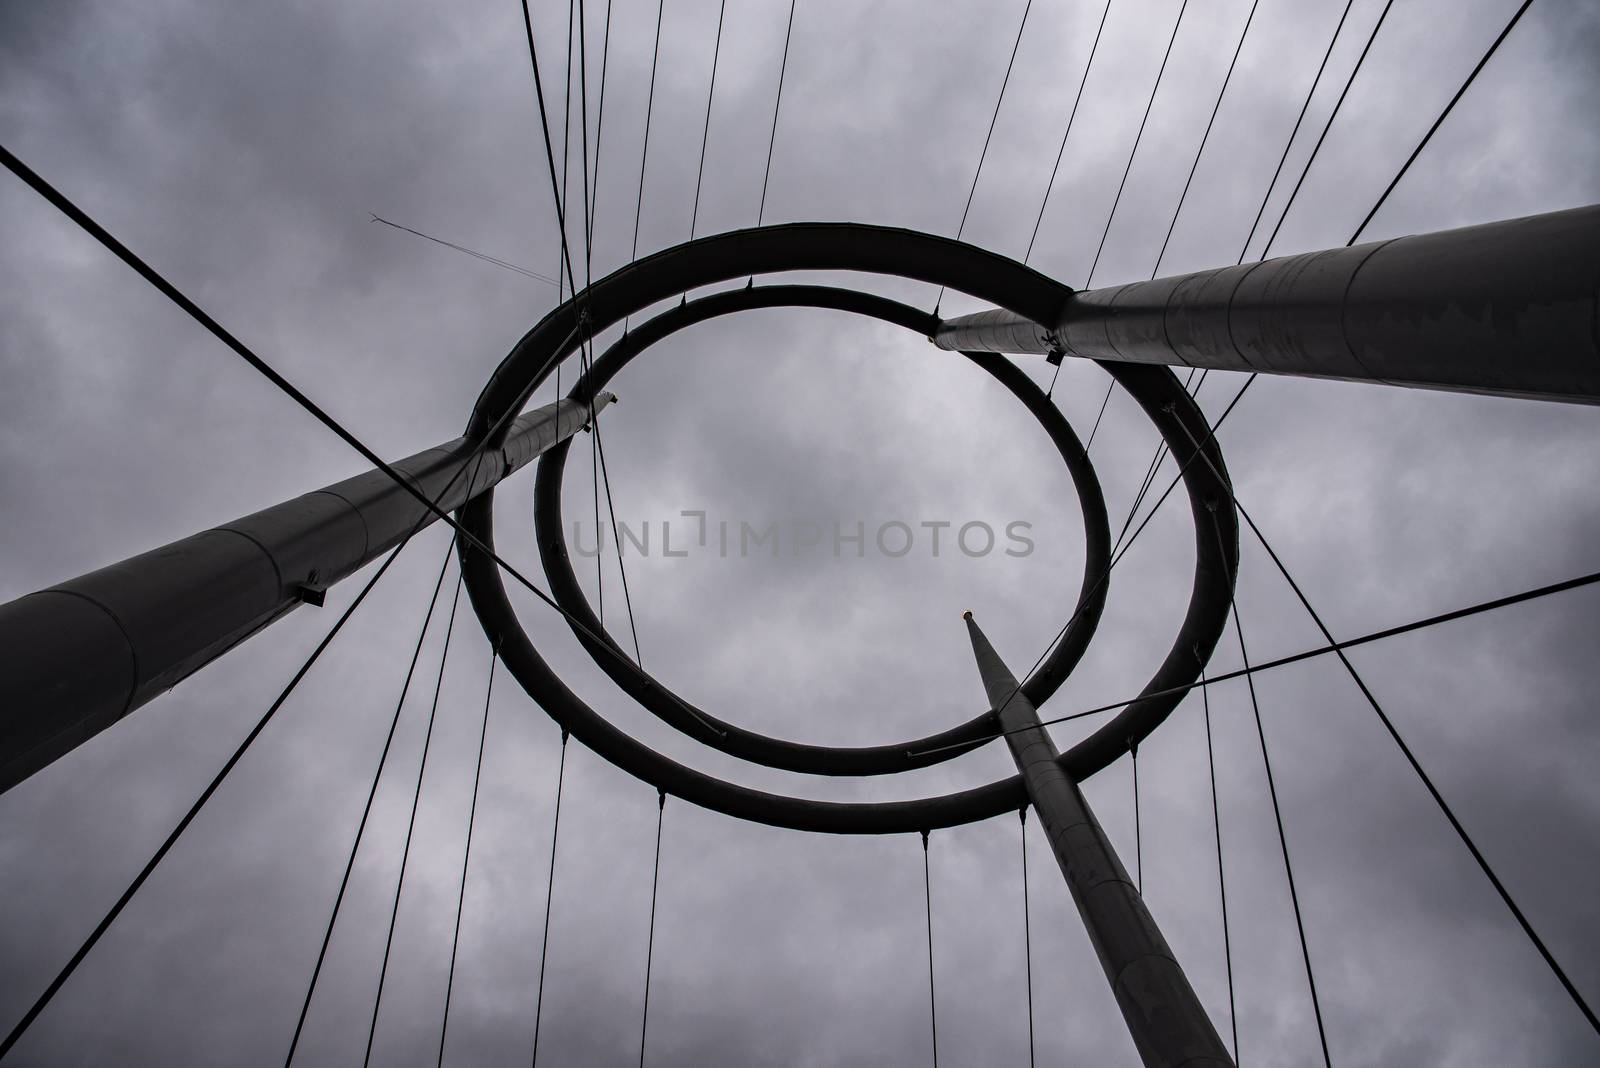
top-left (533, 284), bottom-right (1111, 776)
top-left (459, 223), bottom-right (1238, 834)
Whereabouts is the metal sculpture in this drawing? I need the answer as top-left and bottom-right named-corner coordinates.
top-left (3, 206), bottom-right (1596, 1066)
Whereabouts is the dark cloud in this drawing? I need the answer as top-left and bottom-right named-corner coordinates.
top-left (2, 0), bottom-right (1598, 1063)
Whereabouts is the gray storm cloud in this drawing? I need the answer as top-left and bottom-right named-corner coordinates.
top-left (2, 0), bottom-right (1598, 1064)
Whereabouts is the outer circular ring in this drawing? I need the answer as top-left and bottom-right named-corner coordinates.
top-left (532, 284), bottom-right (1112, 776)
top-left (459, 223), bottom-right (1239, 834)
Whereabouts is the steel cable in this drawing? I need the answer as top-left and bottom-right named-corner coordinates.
top-left (0, 426), bottom-right (494, 1061)
top-left (934, 0), bottom-right (1034, 313)
top-left (688, 0), bottom-right (728, 240)
top-left (282, 535), bottom-right (460, 1066)
top-left (921, 830), bottom-right (939, 1068)
top-left (637, 791), bottom-right (666, 1067)
top-left (1083, 0), bottom-right (1190, 289)
top-left (756, 0), bottom-right (798, 228)
top-left (529, 731), bottom-right (570, 1067)
top-left (1224, 577), bottom-right (1332, 1066)
top-left (1198, 663), bottom-right (1238, 1063)
top-left (361, 569), bottom-right (467, 1068)
top-left (1020, 808), bottom-right (1036, 1068)
top-left (437, 644), bottom-right (498, 1067)
top-left (1025, 0), bottom-right (1114, 264)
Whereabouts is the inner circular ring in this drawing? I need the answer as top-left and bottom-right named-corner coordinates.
top-left (459, 222), bottom-right (1239, 834)
top-left (533, 285), bottom-right (1111, 777)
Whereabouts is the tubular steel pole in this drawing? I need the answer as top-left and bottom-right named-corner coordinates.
top-left (934, 204), bottom-right (1600, 404)
top-left (0, 393), bottom-right (614, 795)
top-left (964, 612), bottom-right (1233, 1068)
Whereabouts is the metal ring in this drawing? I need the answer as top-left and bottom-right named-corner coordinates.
top-left (532, 284), bottom-right (1111, 776)
top-left (459, 223), bottom-right (1239, 834)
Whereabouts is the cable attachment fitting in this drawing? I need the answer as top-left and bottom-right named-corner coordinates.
top-left (920, 829), bottom-right (930, 851)
top-left (293, 569), bottom-right (327, 607)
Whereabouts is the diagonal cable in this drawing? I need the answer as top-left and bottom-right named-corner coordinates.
top-left (978, 566), bottom-right (1600, 742)
top-left (688, 0), bottom-right (728, 240)
top-left (0, 535), bottom-right (418, 1060)
top-left (1019, 808), bottom-right (1036, 1068)
top-left (0, 429), bottom-right (494, 1061)
top-left (1167, 405), bottom-right (1600, 1037)
top-left (1225, 580), bottom-right (1332, 1065)
top-left (361, 568), bottom-right (467, 1067)
top-left (529, 731), bottom-right (570, 1067)
top-left (437, 643), bottom-right (498, 1068)
top-left (1259, 0), bottom-right (1397, 258)
top-left (637, 791), bottom-right (666, 1067)
top-left (921, 830), bottom-right (940, 1068)
top-left (1130, 741), bottom-right (1142, 893)
top-left (629, 0), bottom-right (667, 268)
top-left (1083, 0), bottom-right (1190, 289)
top-left (910, 372), bottom-right (1258, 761)
top-left (934, 0), bottom-right (1034, 312)
top-left (756, 0), bottom-right (799, 228)
top-left (1149, 0), bottom-right (1264, 278)
top-left (0, 142), bottom-right (725, 743)
top-left (1235, 0), bottom-right (1357, 262)
top-left (1347, 0), bottom-right (1535, 245)
top-left (282, 535), bottom-right (459, 1066)
top-left (1197, 662), bottom-right (1238, 1063)
top-left (1025, 0), bottom-right (1114, 264)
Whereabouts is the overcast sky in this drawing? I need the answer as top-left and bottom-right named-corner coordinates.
top-left (2, 0), bottom-right (1598, 1064)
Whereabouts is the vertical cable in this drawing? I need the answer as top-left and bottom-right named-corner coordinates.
top-left (1198, 662), bottom-right (1238, 1063)
top-left (1020, 808), bottom-right (1036, 1068)
top-left (570, 0), bottom-right (603, 620)
top-left (437, 645), bottom-right (498, 1068)
top-left (1130, 741), bottom-right (1142, 894)
top-left (756, 0), bottom-right (798, 227)
top-left (688, 0), bottom-right (728, 240)
top-left (583, 0), bottom-right (615, 252)
top-left (556, 0), bottom-right (575, 295)
top-left (922, 830), bottom-right (939, 1068)
top-left (552, 0), bottom-right (576, 399)
top-left (283, 538), bottom-right (458, 1066)
top-left (529, 730), bottom-right (570, 1067)
top-left (630, 0), bottom-right (666, 268)
top-left (638, 791), bottom-right (666, 1067)
top-left (362, 569), bottom-right (467, 1068)
top-left (590, 365), bottom-right (603, 619)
